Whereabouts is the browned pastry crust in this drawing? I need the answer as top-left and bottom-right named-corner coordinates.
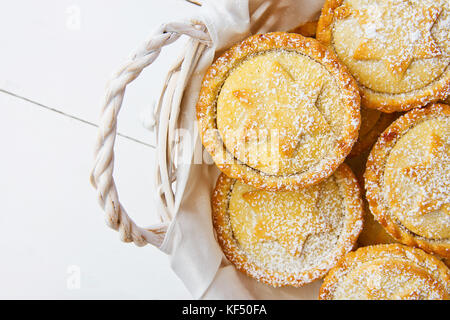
top-left (212, 164), bottom-right (363, 287)
top-left (444, 257), bottom-right (450, 268)
top-left (345, 149), bottom-right (398, 247)
top-left (349, 108), bottom-right (398, 158)
top-left (364, 104), bottom-right (450, 258)
top-left (358, 199), bottom-right (398, 247)
top-left (319, 244), bottom-right (450, 300)
top-left (443, 95), bottom-right (450, 105)
top-left (317, 0), bottom-right (450, 113)
top-left (197, 32), bottom-right (361, 191)
top-left (290, 20), bottom-right (318, 38)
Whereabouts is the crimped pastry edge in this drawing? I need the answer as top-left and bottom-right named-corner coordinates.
top-left (364, 103), bottom-right (450, 258)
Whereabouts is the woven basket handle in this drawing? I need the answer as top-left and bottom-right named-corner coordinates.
top-left (90, 21), bottom-right (210, 247)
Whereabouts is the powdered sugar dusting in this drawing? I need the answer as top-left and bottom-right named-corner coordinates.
top-left (365, 104), bottom-right (450, 256)
top-left (327, 0), bottom-right (450, 110)
top-left (213, 166), bottom-right (363, 287)
top-left (384, 116), bottom-right (450, 239)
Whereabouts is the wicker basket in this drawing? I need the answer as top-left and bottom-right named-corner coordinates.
top-left (89, 10), bottom-right (214, 247)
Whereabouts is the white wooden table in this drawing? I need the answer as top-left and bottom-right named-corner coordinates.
top-left (0, 0), bottom-right (198, 299)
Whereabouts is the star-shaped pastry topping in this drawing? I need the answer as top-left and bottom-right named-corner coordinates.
top-left (338, 0), bottom-right (443, 77)
top-left (232, 61), bottom-right (330, 158)
top-left (365, 262), bottom-right (436, 299)
top-left (402, 133), bottom-right (450, 216)
top-left (241, 186), bottom-right (332, 257)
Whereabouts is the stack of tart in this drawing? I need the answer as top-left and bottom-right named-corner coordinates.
top-left (197, 0), bottom-right (449, 299)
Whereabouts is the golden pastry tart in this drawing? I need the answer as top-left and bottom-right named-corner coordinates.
top-left (349, 106), bottom-right (398, 157)
top-left (212, 164), bottom-right (363, 287)
top-left (291, 20), bottom-right (319, 38)
top-left (345, 149), bottom-right (370, 186)
top-left (317, 0), bottom-right (450, 112)
top-left (345, 148), bottom-right (398, 246)
top-left (365, 103), bottom-right (450, 258)
top-left (319, 244), bottom-right (450, 300)
top-left (444, 257), bottom-right (450, 268)
top-left (197, 32), bottom-right (360, 191)
top-left (444, 95), bottom-right (450, 104)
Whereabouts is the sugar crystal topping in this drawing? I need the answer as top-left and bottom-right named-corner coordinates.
top-left (384, 116), bottom-right (450, 239)
top-left (328, 246), bottom-right (450, 300)
top-left (331, 0), bottom-right (450, 94)
top-left (198, 32), bottom-right (361, 191)
top-left (349, 1), bottom-right (442, 77)
top-left (359, 106), bottom-right (382, 137)
top-left (231, 61), bottom-right (329, 158)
